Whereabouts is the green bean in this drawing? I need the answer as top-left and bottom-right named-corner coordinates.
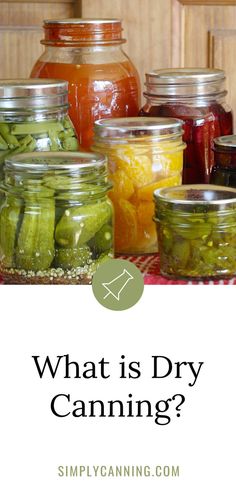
top-left (11, 121), bottom-right (63, 135)
top-left (62, 136), bottom-right (79, 151)
top-left (0, 123), bottom-right (20, 148)
top-left (48, 129), bottom-right (61, 151)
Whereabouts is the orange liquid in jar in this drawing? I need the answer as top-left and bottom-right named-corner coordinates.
top-left (31, 61), bottom-right (140, 149)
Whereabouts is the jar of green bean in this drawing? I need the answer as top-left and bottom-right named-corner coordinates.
top-left (0, 152), bottom-right (113, 284)
top-left (0, 79), bottom-right (79, 179)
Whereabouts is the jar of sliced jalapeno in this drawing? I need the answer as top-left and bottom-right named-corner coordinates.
top-left (154, 185), bottom-right (236, 279)
top-left (0, 79), bottom-right (79, 179)
top-left (0, 152), bottom-right (113, 284)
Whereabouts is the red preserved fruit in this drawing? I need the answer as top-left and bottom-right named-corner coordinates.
top-left (140, 102), bottom-right (233, 184)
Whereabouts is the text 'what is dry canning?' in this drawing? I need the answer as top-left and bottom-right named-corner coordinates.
top-left (31, 354), bottom-right (204, 426)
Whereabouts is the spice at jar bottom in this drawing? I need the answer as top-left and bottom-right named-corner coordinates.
top-left (154, 185), bottom-right (236, 279)
top-left (0, 152), bottom-right (114, 285)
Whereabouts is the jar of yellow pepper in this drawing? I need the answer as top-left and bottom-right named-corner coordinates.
top-left (93, 117), bottom-right (185, 254)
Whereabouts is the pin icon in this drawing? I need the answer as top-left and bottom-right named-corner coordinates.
top-left (92, 259), bottom-right (144, 311)
top-left (102, 269), bottom-right (134, 301)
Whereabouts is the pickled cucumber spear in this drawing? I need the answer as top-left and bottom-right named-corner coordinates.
top-left (16, 199), bottom-right (55, 271)
top-left (55, 201), bottom-right (112, 247)
top-left (0, 199), bottom-right (21, 267)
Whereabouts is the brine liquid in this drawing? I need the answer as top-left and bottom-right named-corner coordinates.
top-left (31, 61), bottom-right (140, 149)
top-left (140, 103), bottom-right (233, 184)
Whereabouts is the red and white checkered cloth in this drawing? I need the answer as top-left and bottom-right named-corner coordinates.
top-left (1, 254), bottom-right (236, 285)
top-left (122, 254), bottom-right (236, 285)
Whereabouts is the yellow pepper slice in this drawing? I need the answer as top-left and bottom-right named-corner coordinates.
top-left (109, 169), bottom-right (134, 201)
top-left (137, 174), bottom-right (182, 201)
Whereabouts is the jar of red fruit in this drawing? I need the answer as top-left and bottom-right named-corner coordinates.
top-left (211, 135), bottom-right (236, 187)
top-left (140, 68), bottom-right (233, 184)
top-left (31, 18), bottom-right (141, 150)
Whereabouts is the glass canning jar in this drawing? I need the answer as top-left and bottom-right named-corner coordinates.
top-left (31, 18), bottom-right (141, 149)
top-left (154, 184), bottom-right (236, 279)
top-left (140, 68), bottom-right (233, 184)
top-left (0, 151), bottom-right (113, 284)
top-left (0, 79), bottom-right (79, 179)
top-left (93, 117), bottom-right (186, 254)
top-left (211, 135), bottom-right (236, 187)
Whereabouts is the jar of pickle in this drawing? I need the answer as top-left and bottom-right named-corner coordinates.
top-left (140, 68), bottom-right (233, 184)
top-left (154, 185), bottom-right (236, 279)
top-left (0, 152), bottom-right (113, 284)
top-left (211, 135), bottom-right (236, 187)
top-left (31, 18), bottom-right (141, 149)
top-left (93, 117), bottom-right (185, 254)
top-left (0, 79), bottom-right (79, 179)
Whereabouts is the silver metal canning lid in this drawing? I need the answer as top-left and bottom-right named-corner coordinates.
top-left (0, 79), bottom-right (68, 109)
top-left (214, 135), bottom-right (236, 149)
top-left (154, 184), bottom-right (236, 209)
top-left (44, 18), bottom-right (121, 25)
top-left (144, 68), bottom-right (226, 97)
top-left (5, 151), bottom-right (107, 172)
top-left (94, 117), bottom-right (183, 138)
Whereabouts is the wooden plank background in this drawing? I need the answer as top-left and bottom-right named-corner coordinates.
top-left (0, 1), bottom-right (79, 78)
top-left (1, 0), bottom-right (236, 123)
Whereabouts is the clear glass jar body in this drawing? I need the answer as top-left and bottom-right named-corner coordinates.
top-left (154, 185), bottom-right (236, 279)
top-left (140, 69), bottom-right (233, 184)
top-left (31, 20), bottom-right (141, 149)
top-left (93, 117), bottom-right (185, 255)
top-left (0, 80), bottom-right (79, 179)
top-left (211, 136), bottom-right (236, 187)
top-left (0, 152), bottom-right (113, 284)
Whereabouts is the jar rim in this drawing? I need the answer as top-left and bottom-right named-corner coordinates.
top-left (44, 18), bottom-right (122, 25)
top-left (0, 79), bottom-right (68, 109)
top-left (154, 184), bottom-right (236, 207)
top-left (0, 79), bottom-right (68, 97)
top-left (94, 117), bottom-right (183, 137)
top-left (42, 18), bottom-right (124, 46)
top-left (144, 68), bottom-right (226, 98)
top-left (5, 151), bottom-right (107, 173)
top-left (146, 68), bottom-right (225, 84)
top-left (214, 135), bottom-right (236, 149)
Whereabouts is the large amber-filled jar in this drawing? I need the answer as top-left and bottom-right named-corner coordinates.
top-left (140, 68), bottom-right (233, 184)
top-left (93, 117), bottom-right (185, 254)
top-left (0, 79), bottom-right (79, 179)
top-left (0, 152), bottom-right (113, 284)
top-left (31, 19), bottom-right (141, 149)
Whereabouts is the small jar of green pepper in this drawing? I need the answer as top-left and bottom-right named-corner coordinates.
top-left (154, 185), bottom-right (236, 279)
top-left (0, 152), bottom-right (113, 284)
top-left (0, 79), bottom-right (79, 179)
